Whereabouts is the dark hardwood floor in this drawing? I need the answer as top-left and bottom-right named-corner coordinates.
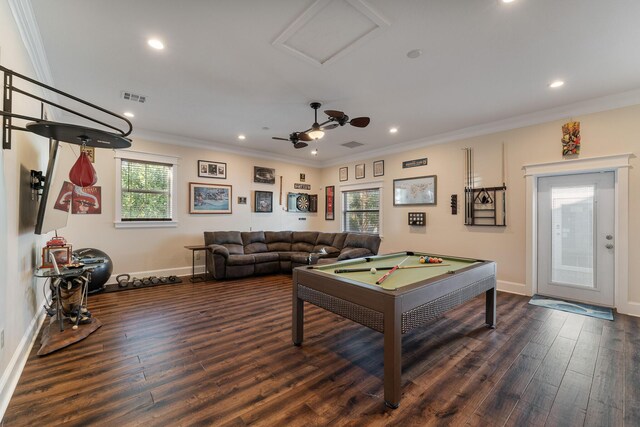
top-left (3, 275), bottom-right (639, 426)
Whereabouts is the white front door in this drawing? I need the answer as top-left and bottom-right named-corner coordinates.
top-left (537, 172), bottom-right (615, 306)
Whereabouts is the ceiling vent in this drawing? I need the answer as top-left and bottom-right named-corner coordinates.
top-left (341, 141), bottom-right (364, 148)
top-left (121, 91), bottom-right (147, 103)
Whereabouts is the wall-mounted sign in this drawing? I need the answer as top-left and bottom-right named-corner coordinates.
top-left (294, 183), bottom-right (311, 190)
top-left (402, 158), bottom-right (428, 168)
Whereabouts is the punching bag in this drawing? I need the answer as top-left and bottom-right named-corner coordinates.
top-left (69, 149), bottom-right (97, 187)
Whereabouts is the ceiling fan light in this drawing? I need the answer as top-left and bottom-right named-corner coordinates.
top-left (308, 129), bottom-right (324, 140)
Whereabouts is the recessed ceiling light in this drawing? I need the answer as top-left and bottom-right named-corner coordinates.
top-left (549, 80), bottom-right (565, 88)
top-left (406, 49), bottom-right (422, 59)
top-left (238, 134), bottom-right (246, 140)
top-left (502, 0), bottom-right (515, 3)
top-left (311, 149), bottom-right (318, 156)
top-left (389, 127), bottom-right (398, 133)
top-left (147, 39), bottom-right (164, 50)
top-left (123, 112), bottom-right (135, 118)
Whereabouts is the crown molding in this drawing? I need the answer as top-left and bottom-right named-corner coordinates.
top-left (317, 88), bottom-right (640, 167)
top-left (131, 129), bottom-right (321, 168)
top-left (7, 0), bottom-right (59, 118)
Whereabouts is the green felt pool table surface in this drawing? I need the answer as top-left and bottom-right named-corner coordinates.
top-left (314, 252), bottom-right (481, 290)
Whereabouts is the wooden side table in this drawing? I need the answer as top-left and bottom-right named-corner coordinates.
top-left (184, 245), bottom-right (209, 282)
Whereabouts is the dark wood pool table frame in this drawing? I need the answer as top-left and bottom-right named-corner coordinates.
top-left (292, 251), bottom-right (496, 408)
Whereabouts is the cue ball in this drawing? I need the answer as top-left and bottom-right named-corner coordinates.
top-left (370, 267), bottom-right (377, 274)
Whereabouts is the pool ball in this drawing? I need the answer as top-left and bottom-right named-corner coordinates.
top-left (419, 257), bottom-right (426, 264)
top-left (370, 267), bottom-right (377, 274)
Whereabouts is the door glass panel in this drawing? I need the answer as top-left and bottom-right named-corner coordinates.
top-left (550, 185), bottom-right (594, 287)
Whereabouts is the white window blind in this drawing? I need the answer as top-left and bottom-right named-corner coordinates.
top-left (342, 188), bottom-right (380, 234)
top-left (121, 159), bottom-right (172, 221)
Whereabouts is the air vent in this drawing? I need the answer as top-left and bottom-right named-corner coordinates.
top-left (121, 91), bottom-right (147, 103)
top-left (341, 141), bottom-right (364, 149)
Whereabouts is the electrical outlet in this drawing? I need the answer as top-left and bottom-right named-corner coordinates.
top-left (1, 329), bottom-right (4, 349)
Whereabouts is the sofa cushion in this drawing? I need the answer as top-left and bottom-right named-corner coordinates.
top-left (242, 231), bottom-right (268, 254)
top-left (253, 252), bottom-right (279, 263)
top-left (332, 233), bottom-right (348, 250)
top-left (226, 254), bottom-right (256, 266)
top-left (292, 231), bottom-right (318, 252)
top-left (265, 231), bottom-right (292, 252)
top-left (316, 232), bottom-right (336, 246)
top-left (277, 252), bottom-right (309, 262)
top-left (343, 233), bottom-right (381, 254)
top-left (337, 247), bottom-right (373, 261)
top-left (205, 231), bottom-right (244, 255)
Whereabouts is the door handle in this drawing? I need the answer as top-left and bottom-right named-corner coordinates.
top-left (605, 243), bottom-right (614, 249)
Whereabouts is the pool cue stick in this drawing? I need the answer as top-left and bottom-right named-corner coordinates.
top-left (376, 265), bottom-right (399, 285)
top-left (398, 263), bottom-right (451, 269)
top-left (375, 256), bottom-right (410, 284)
top-left (335, 267), bottom-right (394, 273)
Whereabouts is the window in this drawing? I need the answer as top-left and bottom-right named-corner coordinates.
top-left (114, 151), bottom-right (179, 228)
top-left (342, 188), bottom-right (380, 234)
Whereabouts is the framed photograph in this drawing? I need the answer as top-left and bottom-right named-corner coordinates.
top-left (373, 160), bottom-right (384, 177)
top-left (300, 173), bottom-right (306, 182)
top-left (325, 186), bottom-right (335, 220)
top-left (41, 245), bottom-right (72, 268)
top-left (198, 160), bottom-right (227, 179)
top-left (254, 191), bottom-right (273, 213)
top-left (189, 182), bottom-right (232, 214)
top-left (237, 197), bottom-right (247, 205)
top-left (254, 166), bottom-right (275, 184)
top-left (339, 167), bottom-right (348, 182)
top-left (355, 163), bottom-right (365, 179)
top-left (393, 175), bottom-right (437, 206)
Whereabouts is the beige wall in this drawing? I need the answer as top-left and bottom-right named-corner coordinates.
top-left (60, 138), bottom-right (323, 275)
top-left (0, 0), bottom-right (49, 415)
top-left (321, 105), bottom-right (640, 303)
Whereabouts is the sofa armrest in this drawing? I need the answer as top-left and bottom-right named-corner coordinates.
top-left (337, 247), bottom-right (372, 261)
top-left (208, 244), bottom-right (230, 259)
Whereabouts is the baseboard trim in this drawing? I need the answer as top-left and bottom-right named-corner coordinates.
top-left (0, 307), bottom-right (47, 422)
top-left (618, 301), bottom-right (640, 318)
top-left (497, 280), bottom-right (528, 296)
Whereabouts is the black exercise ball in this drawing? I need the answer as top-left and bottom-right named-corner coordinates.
top-left (73, 248), bottom-right (113, 292)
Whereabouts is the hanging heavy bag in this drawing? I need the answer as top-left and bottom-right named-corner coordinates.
top-left (69, 149), bottom-right (97, 187)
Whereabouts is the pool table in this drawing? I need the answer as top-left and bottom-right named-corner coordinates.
top-left (292, 251), bottom-right (496, 408)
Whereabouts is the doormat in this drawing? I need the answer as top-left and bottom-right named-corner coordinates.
top-left (528, 295), bottom-right (613, 321)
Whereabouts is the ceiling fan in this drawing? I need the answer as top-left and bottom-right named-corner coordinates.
top-left (272, 102), bottom-right (370, 149)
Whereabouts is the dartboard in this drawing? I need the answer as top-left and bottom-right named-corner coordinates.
top-left (296, 195), bottom-right (309, 211)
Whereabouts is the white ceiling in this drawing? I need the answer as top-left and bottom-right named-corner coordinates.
top-left (20, 0), bottom-right (640, 165)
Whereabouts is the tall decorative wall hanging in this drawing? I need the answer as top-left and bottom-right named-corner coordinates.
top-left (561, 121), bottom-right (580, 157)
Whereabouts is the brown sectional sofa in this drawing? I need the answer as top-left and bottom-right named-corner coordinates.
top-left (204, 230), bottom-right (381, 280)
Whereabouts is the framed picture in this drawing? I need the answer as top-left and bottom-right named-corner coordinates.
top-left (325, 185), bottom-right (335, 220)
top-left (198, 160), bottom-right (227, 179)
top-left (393, 175), bottom-right (437, 206)
top-left (254, 191), bottom-right (273, 213)
top-left (300, 173), bottom-right (306, 182)
top-left (189, 182), bottom-right (232, 214)
top-left (237, 197), bottom-right (247, 205)
top-left (355, 163), bottom-right (365, 179)
top-left (41, 245), bottom-right (72, 268)
top-left (339, 167), bottom-right (348, 182)
top-left (254, 166), bottom-right (275, 184)
top-left (373, 160), bottom-right (384, 177)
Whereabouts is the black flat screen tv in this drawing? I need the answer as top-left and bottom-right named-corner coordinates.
top-left (35, 140), bottom-right (72, 235)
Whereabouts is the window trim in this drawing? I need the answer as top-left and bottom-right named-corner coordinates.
top-left (114, 150), bottom-right (180, 229)
top-left (340, 180), bottom-right (384, 236)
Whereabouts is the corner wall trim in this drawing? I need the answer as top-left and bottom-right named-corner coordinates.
top-left (0, 307), bottom-right (47, 422)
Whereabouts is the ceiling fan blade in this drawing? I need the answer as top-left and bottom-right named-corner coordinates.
top-left (349, 117), bottom-right (370, 128)
top-left (272, 137), bottom-right (290, 141)
top-left (297, 132), bottom-right (313, 142)
top-left (321, 123), bottom-right (338, 130)
top-left (324, 109), bottom-right (345, 119)
top-left (293, 141), bottom-right (308, 149)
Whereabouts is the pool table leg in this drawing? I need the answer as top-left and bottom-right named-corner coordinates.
top-left (292, 276), bottom-right (304, 346)
top-left (383, 299), bottom-right (402, 409)
top-left (486, 286), bottom-right (497, 328)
